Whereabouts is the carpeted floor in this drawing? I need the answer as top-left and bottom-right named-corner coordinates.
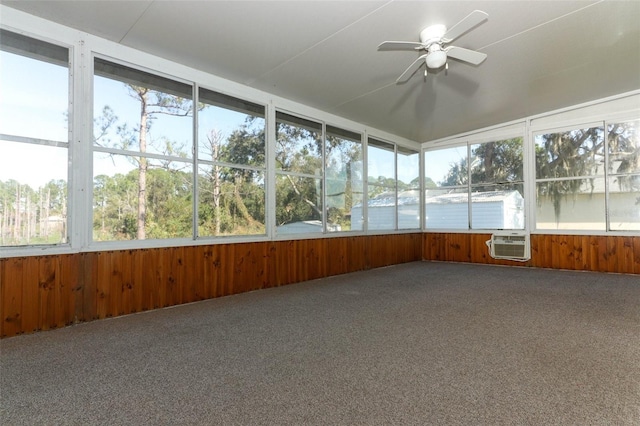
top-left (1, 261), bottom-right (639, 425)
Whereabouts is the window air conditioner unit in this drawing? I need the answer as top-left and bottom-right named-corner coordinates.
top-left (486, 231), bottom-right (530, 261)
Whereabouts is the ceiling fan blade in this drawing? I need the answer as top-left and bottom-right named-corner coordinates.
top-left (446, 46), bottom-right (487, 65)
top-left (378, 41), bottom-right (424, 51)
top-left (396, 54), bottom-right (428, 83)
top-left (441, 10), bottom-right (488, 43)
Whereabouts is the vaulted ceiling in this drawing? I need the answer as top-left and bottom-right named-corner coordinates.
top-left (2, 1), bottom-right (639, 143)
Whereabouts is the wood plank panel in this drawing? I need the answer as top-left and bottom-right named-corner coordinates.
top-left (130, 249), bottom-right (145, 313)
top-left (94, 252), bottom-right (111, 319)
top-left (80, 253), bottom-right (98, 321)
top-left (369, 235), bottom-right (390, 268)
top-left (38, 256), bottom-right (58, 331)
top-left (202, 245), bottom-right (218, 298)
top-left (218, 243), bottom-right (234, 297)
top-left (141, 248), bottom-right (161, 311)
top-left (58, 254), bottom-right (81, 328)
top-left (111, 250), bottom-right (132, 317)
top-left (0, 259), bottom-right (4, 337)
top-left (587, 236), bottom-right (601, 273)
top-left (21, 257), bottom-right (40, 334)
top-left (621, 237), bottom-right (634, 275)
top-left (470, 234), bottom-right (491, 264)
top-left (190, 245), bottom-right (206, 302)
top-left (634, 237), bottom-right (640, 274)
top-left (167, 246), bottom-right (184, 306)
top-left (348, 236), bottom-right (367, 272)
top-left (233, 242), bottom-right (256, 294)
top-left (424, 233), bottom-right (447, 261)
top-left (275, 240), bottom-right (295, 286)
top-left (571, 235), bottom-right (585, 271)
top-left (1, 258), bottom-right (26, 337)
top-left (529, 234), bottom-right (541, 268)
top-left (326, 237), bottom-right (348, 277)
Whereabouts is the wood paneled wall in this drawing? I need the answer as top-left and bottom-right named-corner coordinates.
top-left (4, 232), bottom-right (636, 338)
top-left (423, 233), bottom-right (640, 274)
top-left (1, 234), bottom-right (422, 338)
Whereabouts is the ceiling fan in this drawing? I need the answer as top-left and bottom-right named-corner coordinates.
top-left (378, 10), bottom-right (489, 83)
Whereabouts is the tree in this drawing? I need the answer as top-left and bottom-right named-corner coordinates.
top-left (94, 84), bottom-right (193, 240)
top-left (197, 117), bottom-right (266, 236)
top-left (440, 138), bottom-right (523, 188)
top-left (275, 121), bottom-right (323, 225)
top-left (0, 178), bottom-right (66, 245)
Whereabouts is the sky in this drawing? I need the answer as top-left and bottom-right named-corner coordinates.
top-left (0, 51), bottom-right (68, 188)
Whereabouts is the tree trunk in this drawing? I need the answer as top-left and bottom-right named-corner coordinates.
top-left (233, 176), bottom-right (259, 228)
top-left (14, 184), bottom-right (20, 241)
top-left (212, 142), bottom-right (221, 235)
top-left (137, 89), bottom-right (149, 240)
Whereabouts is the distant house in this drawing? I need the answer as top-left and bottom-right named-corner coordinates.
top-left (352, 189), bottom-right (524, 230)
top-left (351, 190), bottom-right (421, 230)
top-left (425, 190), bottom-right (524, 229)
top-left (277, 220), bottom-right (341, 235)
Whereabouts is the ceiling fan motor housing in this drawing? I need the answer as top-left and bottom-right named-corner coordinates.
top-left (420, 24), bottom-right (447, 46)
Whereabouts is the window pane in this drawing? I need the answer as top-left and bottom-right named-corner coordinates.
top-left (424, 146), bottom-right (468, 187)
top-left (536, 178), bottom-right (606, 230)
top-left (198, 165), bottom-right (265, 237)
top-left (470, 138), bottom-right (523, 184)
top-left (0, 141), bottom-right (68, 246)
top-left (608, 120), bottom-right (640, 175)
top-left (94, 59), bottom-right (193, 158)
top-left (93, 59), bottom-right (194, 242)
top-left (608, 175), bottom-right (640, 231)
top-left (198, 88), bottom-right (265, 166)
top-left (326, 127), bottom-right (363, 232)
top-left (0, 32), bottom-right (69, 142)
top-left (535, 127), bottom-right (605, 179)
top-left (471, 185), bottom-right (524, 230)
top-left (425, 189), bottom-right (469, 230)
top-left (276, 174), bottom-right (322, 235)
top-left (275, 112), bottom-right (322, 175)
top-left (397, 147), bottom-right (420, 229)
top-left (0, 32), bottom-right (69, 247)
top-left (367, 138), bottom-right (396, 230)
top-left (93, 153), bottom-right (193, 241)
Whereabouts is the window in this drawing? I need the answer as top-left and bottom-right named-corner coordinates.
top-left (424, 146), bottom-right (469, 229)
top-left (93, 58), bottom-right (194, 241)
top-left (535, 121), bottom-right (639, 231)
top-left (608, 120), bottom-right (639, 231)
top-left (0, 30), bottom-right (70, 247)
top-left (535, 126), bottom-right (605, 231)
top-left (360, 139), bottom-right (420, 231)
top-left (397, 146), bottom-right (420, 229)
top-left (197, 88), bottom-right (266, 237)
top-left (366, 138), bottom-right (396, 230)
top-left (424, 137), bottom-right (524, 230)
top-left (325, 126), bottom-right (363, 232)
top-left (470, 139), bottom-right (524, 229)
top-left (275, 112), bottom-right (323, 235)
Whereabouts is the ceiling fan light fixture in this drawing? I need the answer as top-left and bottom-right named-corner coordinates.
top-left (426, 50), bottom-right (447, 69)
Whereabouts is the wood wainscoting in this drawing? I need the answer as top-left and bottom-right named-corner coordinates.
top-left (0, 234), bottom-right (422, 338)
top-left (423, 233), bottom-right (640, 274)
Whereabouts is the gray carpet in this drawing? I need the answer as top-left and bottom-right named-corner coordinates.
top-left (1, 261), bottom-right (639, 425)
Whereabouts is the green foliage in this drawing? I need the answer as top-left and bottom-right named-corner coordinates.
top-left (93, 167), bottom-right (193, 241)
top-left (440, 138), bottom-right (523, 187)
top-left (535, 128), bottom-right (603, 221)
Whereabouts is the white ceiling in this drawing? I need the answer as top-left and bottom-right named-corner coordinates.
top-left (2, 0), bottom-right (639, 143)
